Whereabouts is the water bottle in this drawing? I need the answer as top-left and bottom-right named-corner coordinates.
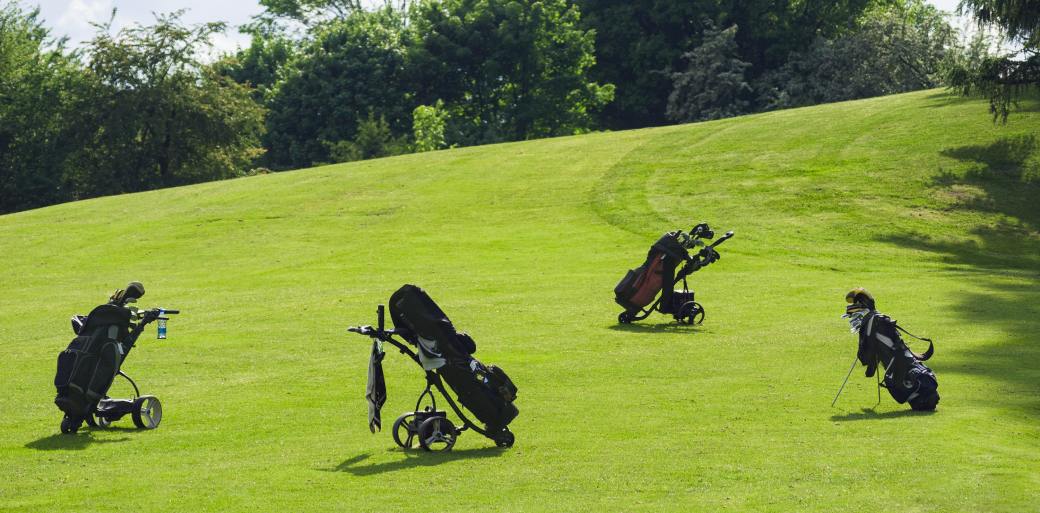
top-left (157, 318), bottom-right (167, 339)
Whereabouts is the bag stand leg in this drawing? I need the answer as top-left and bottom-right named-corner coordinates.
top-left (873, 370), bottom-right (882, 409)
top-left (831, 356), bottom-right (859, 407)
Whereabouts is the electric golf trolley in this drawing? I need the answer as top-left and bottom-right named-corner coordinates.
top-left (348, 285), bottom-right (518, 452)
top-left (54, 282), bottom-right (179, 434)
top-left (615, 223), bottom-right (734, 325)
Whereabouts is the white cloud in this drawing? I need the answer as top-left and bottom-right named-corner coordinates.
top-left (50, 0), bottom-right (114, 44)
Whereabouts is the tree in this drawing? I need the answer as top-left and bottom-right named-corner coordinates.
top-left (951, 0), bottom-right (1039, 121)
top-left (408, 0), bottom-right (613, 145)
top-left (573, 0), bottom-right (706, 129)
top-left (576, 0), bottom-right (888, 129)
top-left (757, 1), bottom-right (957, 110)
top-left (0, 3), bottom-right (82, 213)
top-left (326, 112), bottom-right (409, 162)
top-left (252, 0), bottom-right (410, 28)
top-left (264, 8), bottom-right (412, 167)
top-left (67, 11), bottom-right (266, 197)
top-left (666, 22), bottom-right (752, 123)
top-left (412, 101), bottom-right (449, 152)
top-left (214, 33), bottom-right (295, 103)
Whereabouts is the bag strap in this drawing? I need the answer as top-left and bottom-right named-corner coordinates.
top-left (894, 323), bottom-right (934, 361)
top-left (894, 323), bottom-right (931, 343)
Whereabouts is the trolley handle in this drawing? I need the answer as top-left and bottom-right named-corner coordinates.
top-left (348, 305), bottom-right (393, 339)
top-left (708, 231), bottom-right (734, 248)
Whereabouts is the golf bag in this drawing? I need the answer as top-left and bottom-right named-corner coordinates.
top-left (54, 303), bottom-right (132, 420)
top-left (349, 284), bottom-right (518, 451)
top-left (53, 282), bottom-right (179, 433)
top-left (615, 223), bottom-right (733, 325)
top-left (858, 313), bottom-right (939, 411)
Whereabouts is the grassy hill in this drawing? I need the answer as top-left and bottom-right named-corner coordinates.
top-left (1, 89), bottom-right (1038, 512)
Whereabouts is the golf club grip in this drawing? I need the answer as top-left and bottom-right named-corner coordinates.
top-left (163, 309), bottom-right (180, 315)
top-left (709, 231), bottom-right (734, 248)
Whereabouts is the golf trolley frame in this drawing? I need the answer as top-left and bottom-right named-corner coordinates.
top-left (60, 307), bottom-right (179, 434)
top-left (618, 227), bottom-right (734, 326)
top-left (83, 369), bottom-right (163, 430)
top-left (349, 306), bottom-right (515, 451)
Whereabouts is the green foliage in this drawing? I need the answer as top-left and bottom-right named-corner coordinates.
top-left (666, 22), bottom-right (752, 123)
top-left (412, 100), bottom-right (448, 152)
top-left (214, 34), bottom-right (295, 102)
top-left (325, 112), bottom-right (409, 162)
top-left (573, 1), bottom-right (704, 129)
top-left (265, 8), bottom-right (411, 167)
top-left (950, 0), bottom-right (1039, 122)
top-left (0, 3), bottom-right (82, 213)
top-left (66, 12), bottom-right (266, 196)
top-left (756, 1), bottom-right (957, 110)
top-left (576, 0), bottom-right (887, 128)
top-left (257, 0), bottom-right (363, 26)
top-left (409, 0), bottom-right (613, 145)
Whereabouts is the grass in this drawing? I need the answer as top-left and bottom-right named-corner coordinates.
top-left (1, 89), bottom-right (1038, 512)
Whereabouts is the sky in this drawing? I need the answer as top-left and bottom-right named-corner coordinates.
top-left (21, 0), bottom-right (971, 57)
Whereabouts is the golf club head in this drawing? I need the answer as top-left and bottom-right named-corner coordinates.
top-left (124, 282), bottom-right (145, 301)
top-left (689, 223), bottom-right (713, 239)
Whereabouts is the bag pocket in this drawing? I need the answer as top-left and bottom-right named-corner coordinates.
top-left (614, 269), bottom-right (640, 298)
top-left (55, 336), bottom-right (89, 389)
top-left (487, 365), bottom-right (517, 402)
top-left (85, 341), bottom-right (120, 402)
top-left (54, 350), bottom-right (78, 388)
top-left (454, 332), bottom-right (477, 355)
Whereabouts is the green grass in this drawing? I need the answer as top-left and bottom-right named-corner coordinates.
top-left (1, 89), bottom-right (1038, 512)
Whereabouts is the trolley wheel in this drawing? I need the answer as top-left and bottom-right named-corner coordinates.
top-left (417, 416), bottom-right (457, 452)
top-left (131, 395), bottom-right (162, 429)
top-left (677, 301), bottom-right (705, 325)
top-left (618, 312), bottom-right (634, 324)
top-left (60, 415), bottom-right (80, 434)
top-left (391, 413), bottom-right (419, 449)
top-left (94, 412), bottom-right (113, 428)
top-left (494, 429), bottom-right (515, 448)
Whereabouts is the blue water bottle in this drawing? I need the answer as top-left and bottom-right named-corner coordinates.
top-left (157, 316), bottom-right (167, 339)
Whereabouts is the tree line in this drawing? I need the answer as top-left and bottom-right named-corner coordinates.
top-left (0, 0), bottom-right (1034, 214)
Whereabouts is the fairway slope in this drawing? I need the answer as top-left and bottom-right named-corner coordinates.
top-left (1, 90), bottom-right (1038, 512)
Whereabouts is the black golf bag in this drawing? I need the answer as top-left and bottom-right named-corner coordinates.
top-left (54, 303), bottom-right (132, 420)
top-left (349, 284), bottom-right (518, 451)
top-left (615, 223), bottom-right (733, 325)
top-left (858, 313), bottom-right (939, 411)
top-left (53, 282), bottom-right (179, 433)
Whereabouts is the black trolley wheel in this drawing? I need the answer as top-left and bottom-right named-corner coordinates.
top-left (417, 416), bottom-right (457, 452)
top-left (618, 312), bottom-right (634, 324)
top-left (131, 395), bottom-right (162, 429)
top-left (493, 429), bottom-right (515, 448)
top-left (391, 413), bottom-right (419, 449)
top-left (85, 402), bottom-right (111, 428)
top-left (60, 415), bottom-right (80, 434)
top-left (677, 301), bottom-right (705, 325)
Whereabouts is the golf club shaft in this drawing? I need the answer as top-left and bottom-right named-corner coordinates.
top-left (831, 355), bottom-right (859, 407)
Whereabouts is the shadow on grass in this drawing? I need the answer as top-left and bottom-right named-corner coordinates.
top-left (325, 446), bottom-right (506, 476)
top-left (608, 322), bottom-right (706, 334)
top-left (922, 90), bottom-right (980, 108)
top-left (25, 432), bottom-right (131, 451)
top-left (830, 408), bottom-right (937, 422)
top-left (877, 134), bottom-right (1040, 413)
top-left (922, 90), bottom-right (1040, 114)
